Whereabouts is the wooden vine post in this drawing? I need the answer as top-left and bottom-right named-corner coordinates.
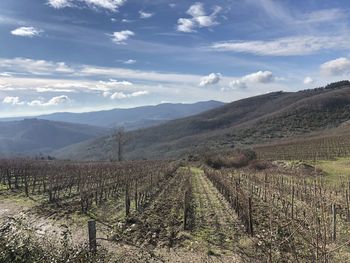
top-left (346, 190), bottom-right (350, 222)
top-left (88, 219), bottom-right (97, 253)
top-left (332, 203), bottom-right (337, 242)
top-left (125, 183), bottom-right (130, 218)
top-left (291, 185), bottom-right (295, 220)
top-left (134, 179), bottom-right (138, 211)
top-left (183, 190), bottom-right (189, 230)
top-left (248, 196), bottom-right (253, 236)
top-left (24, 168), bottom-right (29, 197)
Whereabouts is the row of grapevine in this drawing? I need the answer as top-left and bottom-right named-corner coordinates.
top-left (0, 159), bottom-right (178, 216)
top-left (204, 167), bottom-right (350, 262)
top-left (255, 134), bottom-right (350, 160)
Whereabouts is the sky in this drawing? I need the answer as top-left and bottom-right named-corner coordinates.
top-left (0, 0), bottom-right (350, 117)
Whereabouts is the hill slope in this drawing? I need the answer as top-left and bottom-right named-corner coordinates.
top-left (254, 121), bottom-right (350, 160)
top-left (0, 119), bottom-right (110, 157)
top-left (54, 81), bottom-right (350, 161)
top-left (0, 101), bottom-right (225, 130)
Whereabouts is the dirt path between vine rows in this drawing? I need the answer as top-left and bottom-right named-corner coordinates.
top-left (189, 167), bottom-right (260, 262)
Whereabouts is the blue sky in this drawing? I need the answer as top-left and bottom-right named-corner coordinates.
top-left (0, 0), bottom-right (350, 117)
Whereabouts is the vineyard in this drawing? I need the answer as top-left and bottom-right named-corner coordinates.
top-left (0, 160), bottom-right (179, 215)
top-left (204, 167), bottom-right (350, 262)
top-left (1, 158), bottom-right (350, 262)
top-left (254, 132), bottom-right (350, 161)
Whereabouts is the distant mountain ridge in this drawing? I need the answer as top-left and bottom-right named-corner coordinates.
top-left (0, 100), bottom-right (225, 157)
top-left (0, 101), bottom-right (225, 130)
top-left (53, 81), bottom-right (350, 161)
top-left (0, 119), bottom-right (110, 157)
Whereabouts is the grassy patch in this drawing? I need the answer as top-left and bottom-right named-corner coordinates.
top-left (0, 184), bottom-right (8, 191)
top-left (238, 236), bottom-right (255, 252)
top-left (70, 211), bottom-right (91, 225)
top-left (316, 157), bottom-right (350, 184)
top-left (0, 190), bottom-right (39, 207)
top-left (190, 167), bottom-right (204, 175)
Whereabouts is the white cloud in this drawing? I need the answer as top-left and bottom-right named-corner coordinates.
top-left (0, 57), bottom-right (204, 84)
top-left (102, 91), bottom-right (111, 97)
top-left (195, 16), bottom-right (218, 27)
top-left (85, 0), bottom-right (125, 11)
top-left (0, 58), bottom-right (74, 75)
top-left (177, 2), bottom-right (221, 33)
top-left (49, 82), bottom-right (89, 89)
top-left (227, 80), bottom-right (247, 90)
top-left (47, 0), bottom-right (72, 8)
top-left (124, 59), bottom-right (136, 64)
top-left (48, 0), bottom-right (125, 12)
top-left (302, 9), bottom-right (346, 24)
top-left (303, 77), bottom-right (314, 85)
top-left (100, 79), bottom-right (133, 86)
top-left (79, 66), bottom-right (201, 83)
top-left (139, 10), bottom-right (154, 19)
top-left (199, 73), bottom-right (221, 87)
top-left (3, 96), bottom-right (25, 105)
top-left (320, 57), bottom-right (350, 76)
top-left (211, 35), bottom-right (350, 56)
top-left (96, 79), bottom-right (133, 91)
top-left (28, 95), bottom-right (70, 107)
top-left (56, 62), bottom-right (74, 73)
top-left (0, 83), bottom-right (11, 89)
top-left (35, 87), bottom-right (76, 93)
top-left (110, 92), bottom-right (127, 99)
top-left (0, 83), bottom-right (18, 91)
top-left (130, 90), bottom-right (148, 97)
top-left (226, 71), bottom-right (275, 91)
top-left (242, 71), bottom-right (274, 83)
top-left (11, 27), bottom-right (43, 37)
top-left (187, 2), bottom-right (206, 17)
top-left (246, 0), bottom-right (345, 25)
top-left (52, 96), bottom-right (69, 105)
top-left (84, 0), bottom-right (126, 12)
top-left (111, 30), bottom-right (134, 44)
top-left (0, 72), bottom-right (12, 77)
top-left (110, 90), bottom-right (148, 100)
top-left (177, 18), bottom-right (196, 33)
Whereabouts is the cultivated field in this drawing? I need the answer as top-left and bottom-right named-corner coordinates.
top-left (255, 130), bottom-right (350, 161)
top-left (1, 157), bottom-right (350, 262)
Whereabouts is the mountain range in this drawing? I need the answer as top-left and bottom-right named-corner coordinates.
top-left (0, 101), bottom-right (224, 157)
top-left (53, 81), bottom-right (350, 161)
top-left (0, 119), bottom-right (110, 157)
top-left (0, 101), bottom-right (224, 130)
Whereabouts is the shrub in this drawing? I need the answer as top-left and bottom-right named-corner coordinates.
top-left (204, 148), bottom-right (257, 169)
top-left (248, 160), bottom-right (271, 170)
top-left (0, 217), bottom-right (107, 263)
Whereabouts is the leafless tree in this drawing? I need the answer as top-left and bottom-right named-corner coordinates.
top-left (116, 128), bottom-right (125, 162)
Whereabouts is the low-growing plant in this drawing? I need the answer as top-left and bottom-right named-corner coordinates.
top-left (204, 148), bottom-right (257, 169)
top-left (0, 217), bottom-right (107, 263)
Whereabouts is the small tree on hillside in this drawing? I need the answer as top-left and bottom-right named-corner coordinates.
top-left (116, 128), bottom-right (125, 162)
